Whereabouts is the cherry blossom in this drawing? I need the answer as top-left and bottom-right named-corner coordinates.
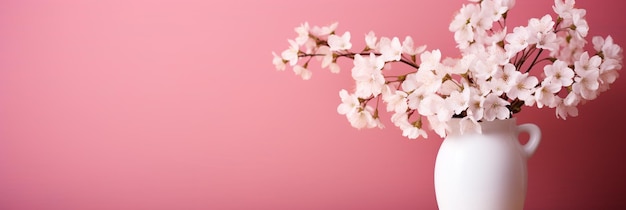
top-left (508, 73), bottom-right (538, 103)
top-left (328, 31), bottom-right (352, 51)
top-left (419, 49), bottom-right (442, 72)
top-left (292, 65), bottom-right (312, 80)
top-left (553, 0), bottom-right (576, 19)
top-left (379, 37), bottom-right (403, 62)
top-left (272, 52), bottom-right (286, 71)
top-left (391, 112), bottom-right (428, 139)
top-left (310, 22), bottom-right (338, 36)
top-left (281, 39), bottom-right (299, 66)
top-left (337, 89), bottom-right (359, 115)
top-left (450, 4), bottom-right (479, 48)
top-left (347, 107), bottom-right (378, 129)
top-left (535, 80), bottom-right (561, 108)
top-left (352, 53), bottom-right (385, 97)
top-left (427, 115), bottom-right (449, 138)
top-left (402, 36), bottom-right (427, 56)
top-left (459, 116), bottom-right (482, 134)
top-left (383, 90), bottom-right (409, 113)
top-left (572, 67), bottom-right (600, 100)
top-left (294, 22), bottom-right (310, 45)
top-left (544, 60), bottom-right (574, 87)
top-left (556, 99), bottom-right (579, 120)
top-left (365, 31), bottom-right (378, 50)
top-left (571, 11), bottom-right (589, 38)
top-left (274, 0), bottom-right (622, 139)
top-left (467, 90), bottom-right (486, 121)
top-left (483, 93), bottom-right (510, 121)
top-left (446, 85), bottom-right (471, 115)
top-left (505, 26), bottom-right (530, 58)
top-left (479, 0), bottom-right (508, 22)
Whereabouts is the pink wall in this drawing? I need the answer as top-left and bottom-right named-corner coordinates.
top-left (1, 0), bottom-right (625, 209)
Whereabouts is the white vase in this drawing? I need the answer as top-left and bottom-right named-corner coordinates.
top-left (434, 118), bottom-right (541, 210)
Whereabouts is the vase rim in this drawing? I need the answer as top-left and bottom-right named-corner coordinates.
top-left (447, 118), bottom-right (518, 135)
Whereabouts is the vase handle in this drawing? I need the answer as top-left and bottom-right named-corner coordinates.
top-left (517, 123), bottom-right (541, 158)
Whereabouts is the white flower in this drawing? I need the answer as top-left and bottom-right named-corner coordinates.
top-left (508, 73), bottom-right (538, 103)
top-left (419, 49), bottom-right (442, 72)
top-left (406, 87), bottom-right (425, 110)
top-left (480, 0), bottom-right (509, 22)
top-left (450, 4), bottom-right (479, 48)
top-left (499, 0), bottom-right (516, 9)
top-left (556, 99), bottom-right (579, 120)
top-left (402, 123), bottom-right (429, 139)
top-left (575, 52), bottom-right (601, 73)
top-left (316, 46), bottom-right (333, 68)
top-left (347, 107), bottom-right (378, 129)
top-left (417, 93), bottom-right (445, 117)
top-left (572, 65), bottom-right (600, 100)
top-left (535, 80), bottom-right (561, 108)
top-left (401, 73), bottom-right (419, 92)
top-left (391, 112), bottom-right (428, 139)
top-left (505, 26), bottom-right (530, 58)
top-left (555, 35), bottom-right (585, 63)
top-left (544, 60), bottom-right (575, 87)
top-left (311, 22), bottom-right (338, 36)
top-left (563, 91), bottom-right (581, 106)
top-left (352, 53), bottom-right (386, 97)
top-left (427, 115), bottom-right (448, 138)
top-left (481, 26), bottom-right (508, 47)
top-left (337, 89), bottom-right (359, 115)
top-left (365, 31), bottom-right (378, 50)
top-left (488, 63), bottom-right (520, 95)
top-left (470, 6), bottom-right (493, 31)
top-left (528, 15), bottom-right (554, 35)
top-left (328, 31), bottom-right (352, 51)
top-left (329, 63), bottom-right (341, 74)
top-left (483, 93), bottom-right (510, 121)
top-left (486, 76), bottom-right (509, 96)
top-left (402, 36), bottom-right (427, 56)
top-left (446, 85), bottom-right (471, 115)
top-left (467, 88), bottom-right (486, 121)
top-left (468, 45), bottom-right (507, 80)
top-left (272, 51), bottom-right (286, 71)
top-left (439, 79), bottom-right (460, 96)
top-left (391, 111), bottom-right (409, 128)
top-left (294, 22), bottom-right (310, 45)
top-left (315, 46), bottom-right (340, 74)
top-left (337, 90), bottom-right (382, 130)
top-left (401, 122), bottom-right (428, 139)
top-left (536, 31), bottom-right (559, 52)
top-left (293, 65), bottom-right (312, 80)
top-left (472, 58), bottom-right (498, 81)
top-left (594, 36), bottom-right (622, 61)
top-left (571, 10), bottom-right (589, 38)
top-left (459, 116), bottom-right (482, 134)
top-left (281, 39), bottom-right (300, 66)
top-left (383, 90), bottom-right (409, 113)
top-left (571, 52), bottom-right (601, 99)
top-left (379, 37), bottom-right (403, 62)
top-left (415, 64), bottom-right (443, 93)
top-left (553, 0), bottom-right (576, 19)
top-left (527, 15), bottom-right (559, 52)
top-left (598, 67), bottom-right (619, 93)
top-left (449, 54), bottom-right (475, 75)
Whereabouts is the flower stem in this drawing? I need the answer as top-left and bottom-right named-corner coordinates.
top-left (526, 48), bottom-right (545, 73)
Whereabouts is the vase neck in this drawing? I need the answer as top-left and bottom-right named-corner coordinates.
top-left (447, 118), bottom-right (517, 136)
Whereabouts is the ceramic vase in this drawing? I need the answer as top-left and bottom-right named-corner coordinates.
top-left (434, 118), bottom-right (541, 210)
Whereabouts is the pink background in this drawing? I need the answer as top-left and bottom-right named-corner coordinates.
top-left (1, 0), bottom-right (625, 209)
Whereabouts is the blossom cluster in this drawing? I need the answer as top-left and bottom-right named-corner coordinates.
top-left (272, 0), bottom-right (622, 139)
